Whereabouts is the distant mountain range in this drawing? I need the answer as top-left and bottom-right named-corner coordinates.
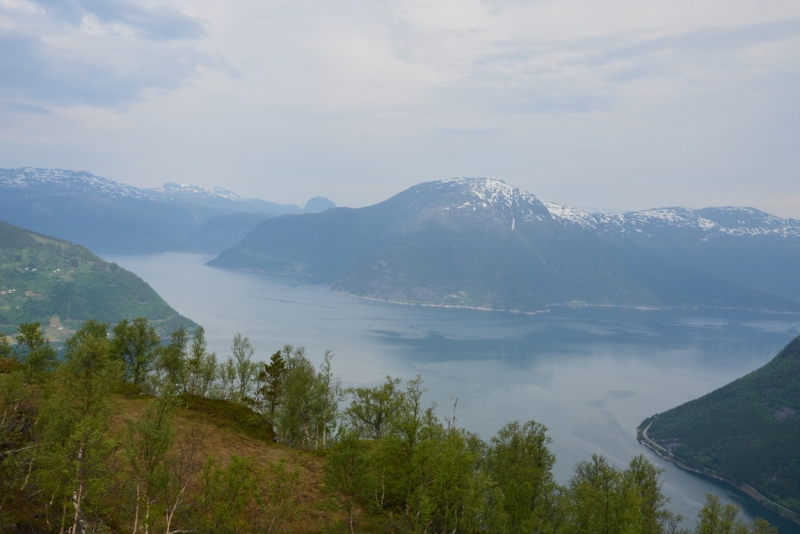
top-left (0, 167), bottom-right (335, 253)
top-left (211, 177), bottom-right (800, 312)
top-left (0, 220), bottom-right (193, 336)
top-left (639, 335), bottom-right (800, 518)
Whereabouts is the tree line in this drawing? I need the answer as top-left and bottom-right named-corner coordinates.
top-left (0, 319), bottom-right (782, 534)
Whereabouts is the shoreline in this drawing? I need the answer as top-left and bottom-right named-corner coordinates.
top-left (637, 422), bottom-right (800, 526)
top-left (329, 290), bottom-right (552, 315)
top-left (206, 264), bottom-right (800, 317)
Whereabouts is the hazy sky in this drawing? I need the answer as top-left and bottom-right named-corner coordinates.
top-left (1, 0), bottom-right (799, 216)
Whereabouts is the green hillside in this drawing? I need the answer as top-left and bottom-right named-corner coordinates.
top-left (640, 335), bottom-right (800, 516)
top-left (0, 220), bottom-right (193, 335)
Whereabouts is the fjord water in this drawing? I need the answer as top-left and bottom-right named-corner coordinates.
top-left (108, 252), bottom-right (800, 532)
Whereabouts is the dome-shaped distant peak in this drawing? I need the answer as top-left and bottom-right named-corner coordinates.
top-left (304, 197), bottom-right (336, 212)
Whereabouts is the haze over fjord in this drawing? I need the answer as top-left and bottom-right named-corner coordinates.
top-left (1, 0), bottom-right (799, 216)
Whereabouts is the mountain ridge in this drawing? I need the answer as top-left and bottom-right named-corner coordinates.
top-left (210, 177), bottom-right (800, 313)
top-left (0, 167), bottom-right (335, 253)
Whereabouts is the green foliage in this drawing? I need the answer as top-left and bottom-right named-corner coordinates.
top-left (112, 318), bottom-right (160, 384)
top-left (186, 326), bottom-right (219, 397)
top-left (192, 455), bottom-right (301, 534)
top-left (0, 334), bottom-right (11, 359)
top-left (485, 420), bottom-right (561, 533)
top-left (0, 317), bottom-right (784, 534)
top-left (35, 324), bottom-right (123, 533)
top-left (274, 346), bottom-right (342, 449)
top-left (644, 335), bottom-right (800, 513)
top-left (343, 376), bottom-right (404, 439)
top-left (180, 393), bottom-right (275, 442)
top-left (231, 332), bottom-right (257, 402)
top-left (324, 430), bottom-right (371, 531)
top-left (153, 326), bottom-right (189, 393)
top-left (254, 350), bottom-right (287, 419)
top-left (695, 494), bottom-right (778, 534)
top-left (124, 393), bottom-right (176, 534)
top-left (16, 321), bottom-right (58, 383)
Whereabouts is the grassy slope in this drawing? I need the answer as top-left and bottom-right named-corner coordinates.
top-left (0, 220), bottom-right (193, 334)
top-left (642, 335), bottom-right (800, 513)
top-left (0, 378), bottom-right (345, 533)
top-left (109, 394), bottom-right (340, 533)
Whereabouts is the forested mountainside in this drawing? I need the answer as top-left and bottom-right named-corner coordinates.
top-left (211, 177), bottom-right (800, 313)
top-left (0, 220), bottom-right (193, 335)
top-left (0, 319), bottom-right (781, 533)
top-left (640, 335), bottom-right (800, 517)
top-left (0, 167), bottom-right (334, 253)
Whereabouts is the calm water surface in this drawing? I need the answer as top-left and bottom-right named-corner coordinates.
top-left (106, 252), bottom-right (800, 533)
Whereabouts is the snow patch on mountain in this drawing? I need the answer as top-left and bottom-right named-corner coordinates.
top-left (435, 177), bottom-right (800, 239)
top-left (151, 182), bottom-right (245, 201)
top-left (440, 177), bottom-right (539, 208)
top-left (433, 177), bottom-right (549, 223)
top-left (620, 207), bottom-right (800, 238)
top-left (542, 202), bottom-right (607, 228)
top-left (0, 167), bottom-right (158, 200)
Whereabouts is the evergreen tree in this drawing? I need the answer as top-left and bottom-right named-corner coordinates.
top-left (255, 350), bottom-right (287, 419)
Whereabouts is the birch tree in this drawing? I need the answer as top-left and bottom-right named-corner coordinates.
top-left (231, 333), bottom-right (256, 402)
top-left (124, 393), bottom-right (175, 534)
top-left (36, 329), bottom-right (122, 534)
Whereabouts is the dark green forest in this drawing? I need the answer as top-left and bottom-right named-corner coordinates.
top-left (641, 335), bottom-right (800, 516)
top-left (0, 319), bottom-right (782, 533)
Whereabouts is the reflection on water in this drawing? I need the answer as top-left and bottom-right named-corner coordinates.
top-left (105, 252), bottom-right (800, 533)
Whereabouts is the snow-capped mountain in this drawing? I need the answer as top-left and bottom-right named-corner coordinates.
top-left (417, 177), bottom-right (800, 239)
top-left (0, 167), bottom-right (334, 253)
top-left (151, 182), bottom-right (246, 202)
top-left (0, 167), bottom-right (161, 202)
top-left (212, 177), bottom-right (800, 313)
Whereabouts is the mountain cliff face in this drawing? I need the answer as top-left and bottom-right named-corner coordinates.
top-left (210, 177), bottom-right (800, 312)
top-left (0, 168), bottom-right (334, 253)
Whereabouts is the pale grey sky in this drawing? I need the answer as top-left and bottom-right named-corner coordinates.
top-left (1, 0), bottom-right (799, 216)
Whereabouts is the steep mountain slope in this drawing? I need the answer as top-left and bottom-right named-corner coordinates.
top-left (184, 212), bottom-right (272, 253)
top-left (211, 178), bottom-right (800, 312)
top-left (639, 335), bottom-right (800, 516)
top-left (0, 220), bottom-right (193, 334)
top-left (0, 168), bottom-right (335, 253)
top-left (0, 168), bottom-right (215, 252)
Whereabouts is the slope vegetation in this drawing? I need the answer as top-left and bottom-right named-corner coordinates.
top-left (0, 220), bottom-right (192, 333)
top-left (640, 335), bottom-right (800, 516)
